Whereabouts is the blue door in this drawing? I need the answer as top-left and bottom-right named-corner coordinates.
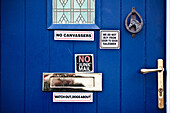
top-left (0, 0), bottom-right (166, 112)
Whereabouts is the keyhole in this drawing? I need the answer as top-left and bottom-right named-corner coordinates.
top-left (159, 88), bottom-right (163, 97)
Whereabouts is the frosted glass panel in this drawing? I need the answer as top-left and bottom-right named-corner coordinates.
top-left (53, 0), bottom-right (95, 24)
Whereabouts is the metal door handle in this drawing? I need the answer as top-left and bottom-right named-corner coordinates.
top-left (140, 59), bottom-right (164, 109)
top-left (141, 67), bottom-right (164, 74)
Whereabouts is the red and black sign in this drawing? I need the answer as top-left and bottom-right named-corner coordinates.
top-left (75, 54), bottom-right (94, 73)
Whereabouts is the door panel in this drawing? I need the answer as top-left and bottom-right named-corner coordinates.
top-left (25, 0), bottom-right (49, 112)
top-left (98, 0), bottom-right (120, 112)
top-left (121, 0), bottom-right (145, 112)
top-left (146, 0), bottom-right (166, 112)
top-left (0, 0), bottom-right (166, 113)
top-left (1, 0), bottom-right (25, 113)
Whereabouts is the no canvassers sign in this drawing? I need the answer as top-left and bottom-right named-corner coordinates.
top-left (75, 54), bottom-right (94, 73)
top-left (54, 31), bottom-right (94, 41)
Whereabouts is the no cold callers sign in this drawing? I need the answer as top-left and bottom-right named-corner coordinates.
top-left (75, 54), bottom-right (94, 73)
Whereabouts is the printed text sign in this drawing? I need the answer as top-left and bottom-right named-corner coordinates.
top-left (53, 92), bottom-right (93, 102)
top-left (54, 31), bottom-right (94, 41)
top-left (75, 54), bottom-right (94, 73)
top-left (100, 30), bottom-right (120, 49)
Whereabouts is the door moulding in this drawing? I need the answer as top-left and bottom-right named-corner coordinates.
top-left (166, 0), bottom-right (170, 112)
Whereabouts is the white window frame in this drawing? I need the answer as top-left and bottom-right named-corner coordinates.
top-left (166, 0), bottom-right (170, 113)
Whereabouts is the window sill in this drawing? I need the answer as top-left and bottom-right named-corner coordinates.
top-left (48, 24), bottom-right (100, 30)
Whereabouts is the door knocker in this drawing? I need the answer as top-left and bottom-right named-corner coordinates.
top-left (125, 7), bottom-right (143, 38)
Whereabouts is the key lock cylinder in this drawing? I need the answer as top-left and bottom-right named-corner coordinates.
top-left (125, 7), bottom-right (143, 37)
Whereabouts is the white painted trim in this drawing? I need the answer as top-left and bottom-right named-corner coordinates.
top-left (166, 0), bottom-right (170, 112)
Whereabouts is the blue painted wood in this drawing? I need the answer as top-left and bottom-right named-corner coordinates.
top-left (97, 0), bottom-right (120, 112)
top-left (101, 0), bottom-right (120, 29)
top-left (73, 31), bottom-right (98, 113)
top-left (0, 0), bottom-right (1, 111)
top-left (25, 0), bottom-right (49, 112)
top-left (0, 0), bottom-right (166, 112)
top-left (48, 31), bottom-right (74, 113)
top-left (1, 0), bottom-right (25, 112)
top-left (146, 0), bottom-right (166, 112)
top-left (121, 0), bottom-right (145, 112)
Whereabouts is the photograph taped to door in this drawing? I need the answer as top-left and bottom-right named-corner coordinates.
top-left (75, 54), bottom-right (94, 73)
top-left (100, 30), bottom-right (120, 49)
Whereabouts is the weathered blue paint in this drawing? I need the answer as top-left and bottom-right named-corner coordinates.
top-left (0, 0), bottom-right (166, 113)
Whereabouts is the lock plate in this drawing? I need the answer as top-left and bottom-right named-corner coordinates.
top-left (140, 59), bottom-right (164, 109)
top-left (157, 59), bottom-right (164, 109)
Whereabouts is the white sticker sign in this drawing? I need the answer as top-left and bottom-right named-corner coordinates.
top-left (54, 31), bottom-right (94, 41)
top-left (75, 54), bottom-right (94, 73)
top-left (100, 30), bottom-right (120, 49)
top-left (53, 92), bottom-right (93, 102)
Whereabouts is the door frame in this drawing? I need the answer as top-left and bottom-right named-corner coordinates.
top-left (166, 0), bottom-right (170, 113)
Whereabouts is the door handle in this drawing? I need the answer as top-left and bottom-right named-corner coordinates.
top-left (141, 68), bottom-right (164, 74)
top-left (140, 59), bottom-right (164, 109)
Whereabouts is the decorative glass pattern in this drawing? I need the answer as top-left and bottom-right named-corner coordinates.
top-left (53, 0), bottom-right (95, 24)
